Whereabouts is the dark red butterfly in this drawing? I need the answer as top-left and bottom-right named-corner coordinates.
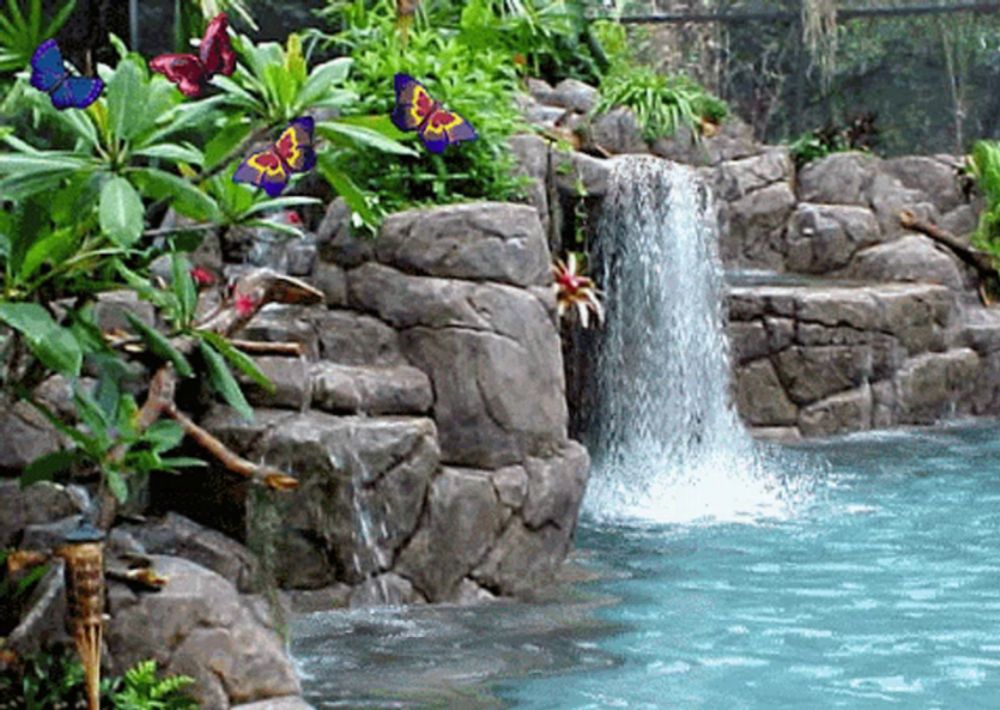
top-left (150, 13), bottom-right (236, 98)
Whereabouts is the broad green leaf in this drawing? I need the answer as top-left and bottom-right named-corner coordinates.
top-left (297, 58), bottom-right (352, 111)
top-left (198, 330), bottom-right (274, 393)
top-left (100, 177), bottom-right (145, 246)
top-left (317, 121), bottom-right (417, 157)
top-left (134, 143), bottom-right (205, 166)
top-left (20, 227), bottom-right (79, 281)
top-left (129, 167), bottom-right (221, 222)
top-left (107, 58), bottom-right (146, 141)
top-left (21, 449), bottom-right (75, 488)
top-left (0, 303), bottom-right (82, 376)
top-left (125, 312), bottom-right (194, 377)
top-left (203, 120), bottom-right (253, 170)
top-left (115, 260), bottom-right (180, 313)
top-left (211, 75), bottom-right (265, 112)
top-left (144, 95), bottom-right (227, 146)
top-left (199, 339), bottom-right (253, 421)
top-left (144, 420), bottom-right (185, 454)
top-left (73, 388), bottom-right (113, 448)
top-left (241, 218), bottom-right (303, 237)
top-left (239, 195), bottom-right (320, 220)
top-left (0, 152), bottom-right (89, 175)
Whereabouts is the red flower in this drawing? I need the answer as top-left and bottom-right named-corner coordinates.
top-left (552, 252), bottom-right (604, 328)
top-left (284, 210), bottom-right (302, 225)
top-left (190, 266), bottom-right (216, 287)
top-left (234, 293), bottom-right (258, 317)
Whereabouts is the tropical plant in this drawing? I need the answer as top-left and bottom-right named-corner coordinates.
top-left (108, 659), bottom-right (197, 710)
top-left (593, 65), bottom-right (727, 142)
top-left (0, 0), bottom-right (77, 73)
top-left (969, 140), bottom-right (1000, 259)
top-left (552, 252), bottom-right (603, 329)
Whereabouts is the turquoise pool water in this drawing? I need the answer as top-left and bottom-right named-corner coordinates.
top-left (294, 424), bottom-right (1000, 708)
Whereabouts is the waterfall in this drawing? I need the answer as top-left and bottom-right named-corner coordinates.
top-left (583, 157), bottom-right (811, 525)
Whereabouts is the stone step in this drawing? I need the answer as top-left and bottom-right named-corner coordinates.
top-left (238, 357), bottom-right (433, 416)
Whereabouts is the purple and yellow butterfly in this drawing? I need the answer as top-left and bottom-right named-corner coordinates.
top-left (390, 73), bottom-right (477, 154)
top-left (232, 117), bottom-right (316, 198)
top-left (30, 40), bottom-right (103, 110)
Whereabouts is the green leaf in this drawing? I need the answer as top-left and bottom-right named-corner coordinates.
top-left (0, 152), bottom-right (89, 176)
top-left (133, 143), bottom-right (205, 166)
top-left (21, 449), bottom-right (75, 488)
top-left (157, 456), bottom-right (208, 468)
top-left (297, 58), bottom-right (352, 111)
top-left (20, 227), bottom-right (79, 281)
top-left (316, 153), bottom-right (378, 228)
top-left (317, 121), bottom-right (417, 157)
top-left (198, 331), bottom-right (274, 394)
top-left (105, 468), bottom-right (129, 504)
top-left (0, 303), bottom-right (82, 376)
top-left (144, 420), bottom-right (185, 454)
top-left (124, 312), bottom-right (194, 377)
top-left (100, 177), bottom-right (145, 247)
top-left (170, 251), bottom-right (197, 328)
top-left (238, 195), bottom-right (320, 220)
top-left (129, 167), bottom-right (221, 222)
top-left (199, 339), bottom-right (253, 421)
top-left (203, 120), bottom-right (253, 170)
top-left (107, 58), bottom-right (146, 141)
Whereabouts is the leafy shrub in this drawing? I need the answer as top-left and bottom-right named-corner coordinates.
top-left (969, 140), bottom-right (1000, 259)
top-left (0, 0), bottom-right (76, 73)
top-left (788, 113), bottom-right (879, 167)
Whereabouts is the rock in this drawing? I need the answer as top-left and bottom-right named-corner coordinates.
top-left (714, 148), bottom-right (793, 202)
top-left (884, 156), bottom-right (964, 214)
top-left (472, 519), bottom-right (573, 598)
top-left (454, 578), bottom-right (497, 605)
top-left (798, 384), bottom-right (873, 437)
top-left (310, 362), bottom-right (432, 415)
top-left (93, 290), bottom-right (156, 331)
top-left (729, 321), bottom-right (770, 364)
top-left (119, 512), bottom-right (260, 593)
top-left (550, 78), bottom-right (598, 113)
top-left (940, 204), bottom-right (978, 238)
top-left (524, 104), bottom-right (567, 126)
top-left (396, 467), bottom-right (505, 601)
top-left (866, 172), bottom-right (940, 240)
top-left (651, 115), bottom-right (759, 166)
top-left (240, 356), bottom-right (312, 411)
top-left (316, 198), bottom-right (373, 268)
top-left (0, 481), bottom-right (88, 548)
top-left (525, 77), bottom-right (557, 105)
top-left (348, 264), bottom-right (568, 468)
top-left (307, 309), bottom-right (404, 366)
top-left (590, 107), bottom-right (648, 155)
top-left (798, 151), bottom-right (879, 206)
top-left (749, 426), bottom-right (801, 443)
top-left (490, 465), bottom-right (529, 509)
top-left (286, 239), bottom-right (318, 276)
top-left (733, 359), bottom-right (797, 426)
top-left (554, 151), bottom-right (612, 197)
top-left (349, 572), bottom-right (426, 607)
top-left (894, 349), bottom-right (980, 423)
top-left (20, 516), bottom-right (87, 551)
top-left (522, 442), bottom-right (589, 530)
top-left (774, 346), bottom-right (873, 405)
top-left (374, 202), bottom-right (550, 287)
top-left (287, 584), bottom-right (352, 613)
top-left (241, 306), bottom-right (320, 360)
top-left (310, 263), bottom-right (348, 307)
top-left (0, 399), bottom-right (65, 475)
top-left (233, 697), bottom-right (315, 710)
top-left (509, 134), bottom-right (550, 232)
top-left (847, 235), bottom-right (965, 291)
top-left (785, 203), bottom-right (881, 273)
top-left (107, 556), bottom-right (301, 708)
top-left (726, 182), bottom-right (796, 270)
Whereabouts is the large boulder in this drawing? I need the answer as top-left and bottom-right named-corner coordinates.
top-left (590, 107), bottom-right (649, 155)
top-left (884, 155), bottom-right (964, 214)
top-left (846, 235), bottom-right (966, 292)
top-left (107, 556), bottom-right (301, 709)
top-left (0, 481), bottom-right (88, 548)
top-left (785, 203), bottom-right (882, 273)
top-left (797, 152), bottom-right (879, 206)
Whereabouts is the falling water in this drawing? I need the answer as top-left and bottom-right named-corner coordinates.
top-left (584, 157), bottom-right (813, 525)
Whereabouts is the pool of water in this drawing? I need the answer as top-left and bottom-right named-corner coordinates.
top-left (293, 423), bottom-right (1000, 708)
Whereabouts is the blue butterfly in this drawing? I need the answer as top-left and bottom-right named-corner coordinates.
top-left (30, 39), bottom-right (103, 110)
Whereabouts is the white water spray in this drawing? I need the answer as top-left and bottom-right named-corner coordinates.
top-left (584, 157), bottom-right (812, 525)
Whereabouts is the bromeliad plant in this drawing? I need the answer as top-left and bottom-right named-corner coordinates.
top-left (552, 252), bottom-right (603, 329)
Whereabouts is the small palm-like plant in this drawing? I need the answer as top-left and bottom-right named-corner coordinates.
top-left (553, 252), bottom-right (603, 328)
top-left (0, 0), bottom-right (76, 73)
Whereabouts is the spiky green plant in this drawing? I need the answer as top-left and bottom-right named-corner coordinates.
top-left (0, 0), bottom-right (76, 73)
top-left (969, 140), bottom-right (1000, 260)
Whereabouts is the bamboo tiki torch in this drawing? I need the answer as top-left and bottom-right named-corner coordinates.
top-left (58, 518), bottom-right (106, 710)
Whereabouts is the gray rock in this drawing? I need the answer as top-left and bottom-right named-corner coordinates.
top-left (894, 349), bottom-right (980, 423)
top-left (20, 516), bottom-right (87, 551)
top-left (286, 240), bottom-right (318, 276)
top-left (748, 427), bottom-right (802, 443)
top-left (310, 262), bottom-right (348, 307)
top-left (310, 362), bottom-right (432, 415)
top-left (785, 203), bottom-right (881, 273)
top-left (0, 399), bottom-right (66, 475)
top-left (866, 172), bottom-right (940, 240)
top-left (472, 519), bottom-right (573, 598)
top-left (797, 152), bottom-right (879, 206)
top-left (847, 235), bottom-right (965, 291)
top-left (729, 321), bottom-right (770, 364)
top-left (240, 356), bottom-right (312, 411)
top-left (590, 107), bottom-right (649, 155)
top-left (524, 104), bottom-right (568, 126)
top-left (554, 151), bottom-right (612, 197)
top-left (798, 384), bottom-right (873, 437)
top-left (374, 202), bottom-right (550, 287)
top-left (651, 115), bottom-right (759, 166)
top-left (940, 204), bottom-right (978, 238)
top-left (396, 467), bottom-right (504, 601)
top-left (522, 442), bottom-right (589, 530)
top-left (0, 481), bottom-right (87, 548)
top-left (93, 290), bottom-right (157, 331)
top-left (525, 77), bottom-right (558, 105)
top-left (726, 182), bottom-right (796, 270)
top-left (233, 697), bottom-right (315, 710)
top-left (107, 556), bottom-right (301, 708)
top-left (307, 309), bottom-right (404, 366)
top-left (733, 359), bottom-right (797, 426)
top-left (6, 560), bottom-right (70, 657)
top-left (349, 572), bottom-right (426, 607)
top-left (884, 156), bottom-right (964, 213)
top-left (317, 198), bottom-right (373, 268)
top-left (241, 306), bottom-right (320, 360)
top-left (288, 584), bottom-right (352, 612)
top-left (119, 512), bottom-right (260, 593)
top-left (550, 78), bottom-right (598, 113)
top-left (491, 465), bottom-right (529, 509)
top-left (509, 134), bottom-right (550, 232)
top-left (714, 148), bottom-right (793, 202)
top-left (774, 346), bottom-right (873, 405)
top-left (454, 578), bottom-right (497, 605)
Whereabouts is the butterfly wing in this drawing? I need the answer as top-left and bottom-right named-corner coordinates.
top-left (30, 39), bottom-right (69, 93)
top-left (49, 76), bottom-right (103, 110)
top-left (233, 147), bottom-right (290, 198)
top-left (274, 117), bottom-right (316, 173)
top-left (198, 13), bottom-right (236, 78)
top-left (150, 54), bottom-right (206, 97)
top-left (390, 73), bottom-right (437, 133)
top-left (418, 107), bottom-right (478, 154)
